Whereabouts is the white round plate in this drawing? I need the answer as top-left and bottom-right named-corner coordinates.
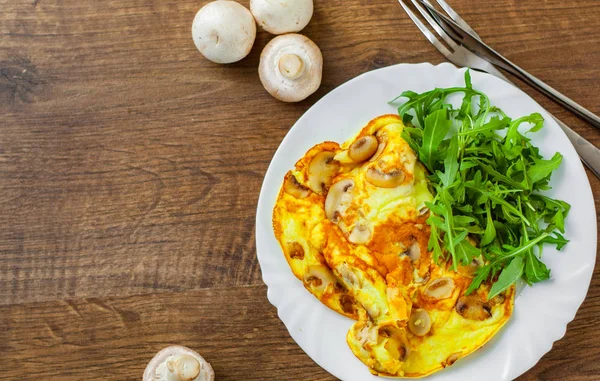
top-left (255, 63), bottom-right (597, 381)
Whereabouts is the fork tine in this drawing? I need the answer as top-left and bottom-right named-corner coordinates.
top-left (434, 0), bottom-right (481, 39)
top-left (410, 0), bottom-right (460, 50)
top-left (397, 0), bottom-right (453, 58)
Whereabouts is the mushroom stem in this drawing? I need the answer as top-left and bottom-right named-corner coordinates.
top-left (278, 54), bottom-right (305, 79)
top-left (143, 345), bottom-right (214, 381)
top-left (174, 355), bottom-right (201, 381)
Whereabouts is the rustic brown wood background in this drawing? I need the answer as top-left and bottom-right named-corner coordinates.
top-left (1, 0), bottom-right (599, 379)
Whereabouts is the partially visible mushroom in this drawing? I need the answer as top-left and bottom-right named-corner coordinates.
top-left (365, 167), bottom-right (405, 188)
top-left (287, 241), bottom-right (305, 260)
top-left (250, 0), bottom-right (314, 34)
top-left (324, 179), bottom-right (354, 221)
top-left (405, 241), bottom-right (421, 263)
top-left (457, 256), bottom-right (484, 278)
top-left (338, 263), bottom-right (361, 290)
top-left (283, 171), bottom-right (310, 198)
top-left (307, 151), bottom-right (339, 193)
top-left (348, 135), bottom-right (378, 163)
top-left (368, 130), bottom-right (388, 162)
top-left (303, 265), bottom-right (336, 292)
top-left (192, 1), bottom-right (256, 64)
top-left (445, 352), bottom-right (461, 367)
top-left (349, 224), bottom-right (371, 244)
top-left (423, 277), bottom-right (455, 300)
top-left (488, 292), bottom-right (506, 307)
top-left (143, 345), bottom-right (214, 381)
top-left (455, 295), bottom-right (492, 321)
top-left (382, 335), bottom-right (410, 362)
top-left (259, 34), bottom-right (323, 102)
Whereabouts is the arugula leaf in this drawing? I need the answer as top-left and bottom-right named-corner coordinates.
top-left (419, 109), bottom-right (452, 172)
top-left (488, 256), bottom-right (524, 299)
top-left (456, 239), bottom-right (480, 266)
top-left (524, 250), bottom-right (551, 284)
top-left (528, 152), bottom-right (562, 184)
top-left (437, 134), bottom-right (459, 188)
top-left (541, 232), bottom-right (569, 250)
top-left (480, 205), bottom-right (496, 246)
top-left (465, 264), bottom-right (492, 295)
top-left (428, 222), bottom-right (443, 262)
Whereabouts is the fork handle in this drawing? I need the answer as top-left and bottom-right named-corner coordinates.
top-left (493, 59), bottom-right (600, 129)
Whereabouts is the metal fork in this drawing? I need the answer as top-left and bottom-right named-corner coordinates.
top-left (397, 0), bottom-right (600, 179)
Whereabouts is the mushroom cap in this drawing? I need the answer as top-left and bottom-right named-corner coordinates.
top-left (250, 0), bottom-right (314, 34)
top-left (192, 0), bottom-right (257, 64)
top-left (143, 345), bottom-right (214, 381)
top-left (259, 34), bottom-right (323, 102)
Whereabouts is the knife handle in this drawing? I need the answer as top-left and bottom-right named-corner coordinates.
top-left (499, 63), bottom-right (600, 130)
top-left (553, 117), bottom-right (600, 179)
top-left (484, 64), bottom-right (600, 179)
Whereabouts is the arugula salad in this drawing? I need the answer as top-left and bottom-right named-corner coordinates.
top-left (391, 70), bottom-right (569, 299)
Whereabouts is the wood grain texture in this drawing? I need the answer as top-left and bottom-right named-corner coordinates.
top-left (0, 286), bottom-right (333, 380)
top-left (0, 0), bottom-right (599, 379)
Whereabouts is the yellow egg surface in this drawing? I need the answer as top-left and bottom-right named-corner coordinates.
top-left (272, 115), bottom-right (514, 377)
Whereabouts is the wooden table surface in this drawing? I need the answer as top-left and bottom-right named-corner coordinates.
top-left (1, 0), bottom-right (599, 379)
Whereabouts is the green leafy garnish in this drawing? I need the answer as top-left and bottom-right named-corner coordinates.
top-left (391, 70), bottom-right (569, 299)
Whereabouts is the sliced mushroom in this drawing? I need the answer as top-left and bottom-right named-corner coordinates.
top-left (338, 263), bottom-right (361, 290)
top-left (349, 224), bottom-right (371, 244)
top-left (324, 179), bottom-right (354, 221)
top-left (408, 308), bottom-right (432, 336)
top-left (488, 292), bottom-right (506, 307)
top-left (143, 345), bottom-right (214, 381)
top-left (445, 352), bottom-right (461, 367)
top-left (308, 151), bottom-right (340, 193)
top-left (383, 337), bottom-right (410, 362)
top-left (423, 277), bottom-right (455, 300)
top-left (405, 241), bottom-right (421, 263)
top-left (455, 295), bottom-right (492, 321)
top-left (287, 242), bottom-right (305, 260)
top-left (365, 167), bottom-right (405, 188)
top-left (348, 135), bottom-right (378, 163)
top-left (369, 141), bottom-right (386, 162)
top-left (283, 172), bottom-right (310, 199)
top-left (457, 256), bottom-right (484, 278)
top-left (368, 130), bottom-right (388, 162)
top-left (303, 265), bottom-right (336, 293)
top-left (413, 269), bottom-right (430, 284)
top-left (365, 303), bottom-right (381, 319)
top-left (339, 294), bottom-right (356, 315)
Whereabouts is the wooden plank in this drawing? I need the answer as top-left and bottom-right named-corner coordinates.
top-left (0, 285), bottom-right (335, 380)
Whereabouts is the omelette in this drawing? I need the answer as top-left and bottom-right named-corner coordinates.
top-left (272, 115), bottom-right (514, 378)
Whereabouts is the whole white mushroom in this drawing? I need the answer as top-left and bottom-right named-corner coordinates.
top-left (192, 0), bottom-right (257, 64)
top-left (250, 0), bottom-right (313, 35)
top-left (259, 34), bottom-right (322, 102)
top-left (143, 345), bottom-right (214, 381)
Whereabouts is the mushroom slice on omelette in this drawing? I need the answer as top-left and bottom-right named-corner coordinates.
top-left (272, 115), bottom-right (515, 378)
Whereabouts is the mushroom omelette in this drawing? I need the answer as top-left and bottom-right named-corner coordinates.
top-left (272, 115), bottom-right (514, 378)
